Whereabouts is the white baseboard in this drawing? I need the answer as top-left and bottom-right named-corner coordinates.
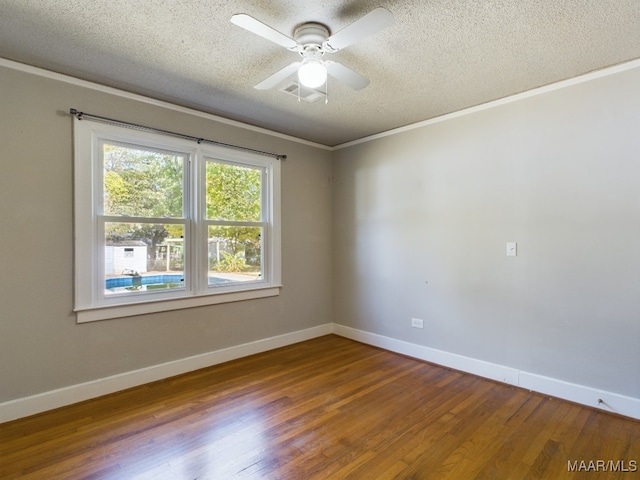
top-left (518, 372), bottom-right (640, 421)
top-left (332, 324), bottom-right (640, 420)
top-left (0, 324), bottom-right (332, 424)
top-left (4, 322), bottom-right (639, 423)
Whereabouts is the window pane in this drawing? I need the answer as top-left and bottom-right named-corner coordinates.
top-left (208, 226), bottom-right (262, 285)
top-left (105, 222), bottom-right (185, 295)
top-left (103, 143), bottom-right (184, 218)
top-left (206, 161), bottom-right (261, 221)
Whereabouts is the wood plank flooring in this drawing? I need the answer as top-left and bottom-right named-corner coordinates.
top-left (1, 335), bottom-right (638, 479)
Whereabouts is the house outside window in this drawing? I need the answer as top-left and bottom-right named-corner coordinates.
top-left (74, 118), bottom-right (281, 322)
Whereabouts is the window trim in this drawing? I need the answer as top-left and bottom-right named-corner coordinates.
top-left (74, 118), bottom-right (281, 323)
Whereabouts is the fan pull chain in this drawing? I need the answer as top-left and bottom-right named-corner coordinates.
top-left (325, 77), bottom-right (329, 104)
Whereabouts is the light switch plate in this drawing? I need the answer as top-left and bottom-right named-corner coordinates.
top-left (506, 242), bottom-right (517, 256)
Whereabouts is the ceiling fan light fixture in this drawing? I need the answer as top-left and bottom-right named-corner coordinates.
top-left (298, 60), bottom-right (327, 89)
top-left (231, 8), bottom-right (394, 92)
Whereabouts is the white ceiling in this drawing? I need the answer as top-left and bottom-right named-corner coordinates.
top-left (1, 1), bottom-right (639, 146)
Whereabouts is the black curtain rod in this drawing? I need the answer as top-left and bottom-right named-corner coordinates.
top-left (69, 109), bottom-right (287, 160)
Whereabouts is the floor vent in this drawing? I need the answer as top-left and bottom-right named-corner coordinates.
top-left (279, 81), bottom-right (326, 103)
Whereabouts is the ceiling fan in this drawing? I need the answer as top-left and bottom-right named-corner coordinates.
top-left (230, 7), bottom-right (394, 92)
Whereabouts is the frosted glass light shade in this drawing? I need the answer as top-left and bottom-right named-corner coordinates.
top-left (298, 61), bottom-right (327, 89)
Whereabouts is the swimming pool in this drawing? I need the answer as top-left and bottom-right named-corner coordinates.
top-left (105, 274), bottom-right (231, 292)
top-left (106, 274), bottom-right (184, 289)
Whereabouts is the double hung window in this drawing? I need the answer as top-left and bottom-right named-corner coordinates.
top-left (74, 119), bottom-right (281, 322)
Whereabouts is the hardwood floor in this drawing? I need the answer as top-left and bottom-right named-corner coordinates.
top-left (1, 335), bottom-right (638, 479)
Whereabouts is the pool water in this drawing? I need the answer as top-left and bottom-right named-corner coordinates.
top-left (105, 274), bottom-right (231, 293)
top-left (106, 274), bottom-right (184, 289)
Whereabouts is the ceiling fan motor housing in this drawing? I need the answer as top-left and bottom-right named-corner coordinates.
top-left (294, 22), bottom-right (330, 46)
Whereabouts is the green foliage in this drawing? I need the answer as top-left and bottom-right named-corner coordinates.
top-left (215, 251), bottom-right (248, 273)
top-left (103, 146), bottom-right (263, 271)
top-left (208, 225), bottom-right (261, 257)
top-left (206, 162), bottom-right (263, 257)
top-left (106, 223), bottom-right (172, 244)
top-left (103, 143), bottom-right (183, 218)
top-left (103, 143), bottom-right (185, 265)
top-left (206, 162), bottom-right (261, 222)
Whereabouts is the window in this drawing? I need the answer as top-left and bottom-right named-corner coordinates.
top-left (74, 119), bottom-right (281, 322)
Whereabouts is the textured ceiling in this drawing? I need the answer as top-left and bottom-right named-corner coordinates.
top-left (1, 0), bottom-right (639, 146)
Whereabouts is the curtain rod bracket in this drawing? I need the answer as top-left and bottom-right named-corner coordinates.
top-left (70, 108), bottom-right (84, 120)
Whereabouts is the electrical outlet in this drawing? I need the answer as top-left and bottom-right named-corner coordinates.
top-left (411, 318), bottom-right (424, 329)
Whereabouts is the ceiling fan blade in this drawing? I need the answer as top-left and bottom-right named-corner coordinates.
top-left (254, 62), bottom-right (301, 90)
top-left (231, 14), bottom-right (298, 50)
top-left (325, 7), bottom-right (394, 51)
top-left (326, 61), bottom-right (370, 90)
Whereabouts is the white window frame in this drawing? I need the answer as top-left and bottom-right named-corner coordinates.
top-left (74, 118), bottom-right (281, 323)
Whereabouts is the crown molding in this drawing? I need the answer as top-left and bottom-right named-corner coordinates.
top-left (0, 57), bottom-right (331, 151)
top-left (332, 58), bottom-right (640, 151)
top-left (3, 55), bottom-right (638, 153)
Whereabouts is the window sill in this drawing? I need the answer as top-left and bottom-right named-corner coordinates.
top-left (75, 286), bottom-right (282, 323)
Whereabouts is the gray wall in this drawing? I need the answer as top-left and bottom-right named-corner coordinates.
top-left (2, 60), bottom-right (639, 407)
top-left (0, 65), bottom-right (333, 403)
top-left (332, 67), bottom-right (640, 399)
